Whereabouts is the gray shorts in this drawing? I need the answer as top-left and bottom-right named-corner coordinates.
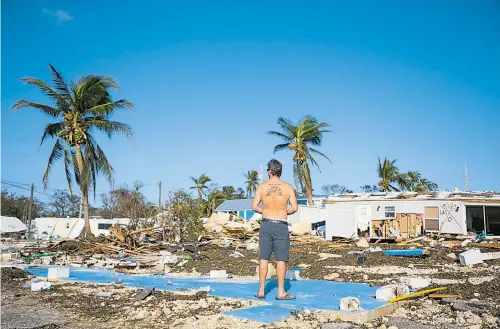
top-left (259, 219), bottom-right (290, 262)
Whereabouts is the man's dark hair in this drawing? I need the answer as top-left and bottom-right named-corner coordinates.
top-left (267, 159), bottom-right (282, 177)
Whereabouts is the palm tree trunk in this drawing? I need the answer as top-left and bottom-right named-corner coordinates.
top-left (301, 162), bottom-right (313, 206)
top-left (75, 143), bottom-right (91, 237)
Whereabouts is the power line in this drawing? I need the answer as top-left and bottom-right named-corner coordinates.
top-left (2, 181), bottom-right (54, 198)
top-left (2, 179), bottom-right (158, 193)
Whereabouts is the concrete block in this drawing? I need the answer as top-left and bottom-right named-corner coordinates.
top-left (47, 267), bottom-right (70, 280)
top-left (459, 249), bottom-right (483, 266)
top-left (376, 287), bottom-right (395, 301)
top-left (339, 297), bottom-right (360, 312)
top-left (408, 278), bottom-right (431, 290)
top-left (285, 270), bottom-right (301, 281)
top-left (246, 242), bottom-right (259, 250)
top-left (40, 256), bottom-right (53, 265)
top-left (210, 270), bottom-right (229, 279)
top-left (31, 281), bottom-right (52, 291)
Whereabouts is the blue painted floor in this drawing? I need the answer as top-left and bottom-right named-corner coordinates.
top-left (26, 266), bottom-right (386, 324)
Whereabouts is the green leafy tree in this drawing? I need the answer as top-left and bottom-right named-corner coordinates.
top-left (99, 181), bottom-right (158, 222)
top-left (377, 158), bottom-right (438, 192)
top-left (159, 190), bottom-right (205, 242)
top-left (11, 64), bottom-right (133, 236)
top-left (189, 174), bottom-right (211, 199)
top-left (360, 185), bottom-right (379, 193)
top-left (48, 190), bottom-right (80, 217)
top-left (402, 171), bottom-right (438, 192)
top-left (243, 170), bottom-right (259, 197)
top-left (269, 116), bottom-right (331, 205)
top-left (377, 157), bottom-right (403, 192)
top-left (321, 184), bottom-right (353, 195)
top-left (1, 190), bottom-right (47, 220)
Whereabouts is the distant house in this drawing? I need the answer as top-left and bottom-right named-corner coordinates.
top-left (215, 199), bottom-right (255, 221)
top-left (297, 195), bottom-right (327, 207)
top-left (324, 191), bottom-right (500, 240)
top-left (33, 217), bottom-right (130, 240)
top-left (0, 216), bottom-right (27, 235)
top-left (215, 196), bottom-right (327, 223)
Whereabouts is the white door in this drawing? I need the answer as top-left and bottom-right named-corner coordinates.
top-left (355, 205), bottom-right (371, 232)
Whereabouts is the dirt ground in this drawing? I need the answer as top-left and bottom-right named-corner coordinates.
top-left (2, 241), bottom-right (500, 329)
top-left (169, 242), bottom-right (500, 301)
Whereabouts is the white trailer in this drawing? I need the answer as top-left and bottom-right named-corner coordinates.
top-left (324, 192), bottom-right (500, 240)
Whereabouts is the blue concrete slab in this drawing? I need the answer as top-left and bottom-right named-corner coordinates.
top-left (25, 266), bottom-right (387, 323)
top-left (223, 305), bottom-right (295, 324)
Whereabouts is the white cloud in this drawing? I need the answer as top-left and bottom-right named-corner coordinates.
top-left (42, 8), bottom-right (73, 24)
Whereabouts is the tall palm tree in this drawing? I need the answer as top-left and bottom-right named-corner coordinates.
top-left (189, 174), bottom-right (211, 199)
top-left (11, 64), bottom-right (133, 236)
top-left (403, 171), bottom-right (422, 191)
top-left (377, 157), bottom-right (402, 192)
top-left (269, 116), bottom-right (331, 205)
top-left (243, 170), bottom-right (259, 197)
top-left (415, 177), bottom-right (438, 192)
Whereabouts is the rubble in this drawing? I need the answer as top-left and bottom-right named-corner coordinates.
top-left (31, 281), bottom-right (52, 291)
top-left (375, 284), bottom-right (410, 301)
top-left (339, 297), bottom-right (360, 312)
top-left (356, 238), bottom-right (370, 248)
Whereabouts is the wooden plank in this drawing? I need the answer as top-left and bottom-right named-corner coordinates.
top-left (470, 242), bottom-right (500, 249)
top-left (482, 252), bottom-right (500, 261)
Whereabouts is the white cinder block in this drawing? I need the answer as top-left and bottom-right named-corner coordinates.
top-left (459, 249), bottom-right (483, 266)
top-left (47, 267), bottom-right (70, 280)
top-left (209, 270), bottom-right (228, 278)
top-left (31, 281), bottom-right (52, 291)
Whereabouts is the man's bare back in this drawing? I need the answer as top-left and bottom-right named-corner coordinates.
top-left (257, 180), bottom-right (295, 219)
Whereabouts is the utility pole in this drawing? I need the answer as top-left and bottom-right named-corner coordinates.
top-left (27, 184), bottom-right (34, 240)
top-left (23, 201), bottom-right (28, 223)
top-left (260, 164), bottom-right (263, 183)
top-left (158, 181), bottom-right (162, 209)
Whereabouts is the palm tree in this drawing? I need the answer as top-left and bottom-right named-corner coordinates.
top-left (11, 64), bottom-right (133, 236)
top-left (189, 174), bottom-right (211, 199)
top-left (403, 171), bottom-right (422, 191)
top-left (416, 178), bottom-right (438, 192)
top-left (269, 116), bottom-right (331, 205)
top-left (243, 170), bottom-right (259, 197)
top-left (222, 186), bottom-right (235, 199)
top-left (377, 157), bottom-right (402, 192)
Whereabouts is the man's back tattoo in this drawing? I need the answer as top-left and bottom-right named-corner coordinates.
top-left (265, 184), bottom-right (283, 196)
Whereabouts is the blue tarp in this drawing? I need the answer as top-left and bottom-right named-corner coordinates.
top-left (383, 249), bottom-right (426, 257)
top-left (25, 266), bottom-right (387, 324)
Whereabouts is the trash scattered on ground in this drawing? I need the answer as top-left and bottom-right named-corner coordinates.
top-left (133, 287), bottom-right (154, 301)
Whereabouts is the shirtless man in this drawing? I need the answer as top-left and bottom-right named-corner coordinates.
top-left (251, 159), bottom-right (298, 300)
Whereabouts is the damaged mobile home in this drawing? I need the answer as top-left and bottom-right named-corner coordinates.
top-left (324, 191), bottom-right (500, 240)
top-left (32, 217), bottom-right (131, 240)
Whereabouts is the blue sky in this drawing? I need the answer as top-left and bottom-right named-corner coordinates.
top-left (1, 0), bottom-right (499, 205)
